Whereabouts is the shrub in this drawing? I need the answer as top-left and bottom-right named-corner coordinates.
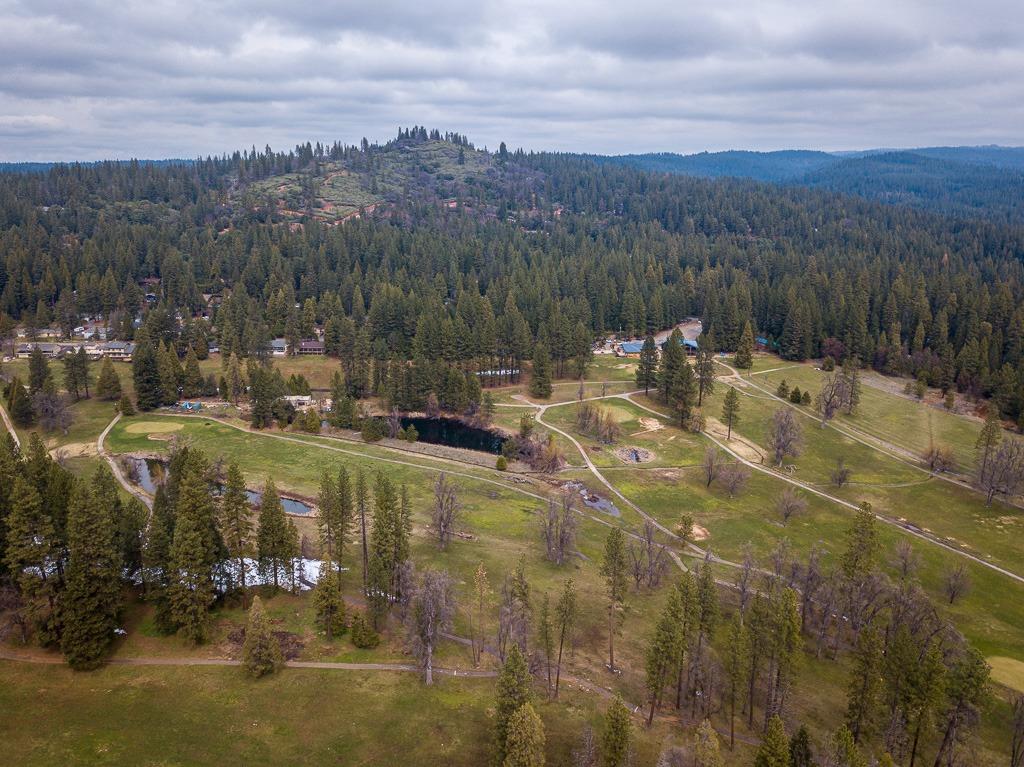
top-left (801, 391), bottom-right (811, 405)
top-left (821, 356), bottom-right (835, 371)
top-left (118, 394), bottom-right (136, 416)
top-left (350, 612), bottom-right (380, 649)
top-left (789, 386), bottom-right (803, 404)
top-left (776, 379), bottom-right (790, 399)
top-left (496, 455), bottom-right (508, 471)
top-left (361, 417), bottom-right (385, 442)
top-left (405, 424), bottom-right (418, 443)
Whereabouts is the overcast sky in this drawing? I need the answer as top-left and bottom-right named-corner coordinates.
top-left (2, 0), bottom-right (1023, 160)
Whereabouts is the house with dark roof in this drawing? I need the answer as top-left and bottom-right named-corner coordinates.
top-left (297, 339), bottom-right (325, 355)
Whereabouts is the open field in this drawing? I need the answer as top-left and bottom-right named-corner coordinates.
top-left (4, 351), bottom-right (1024, 765)
top-left (0, 662), bottom-right (679, 767)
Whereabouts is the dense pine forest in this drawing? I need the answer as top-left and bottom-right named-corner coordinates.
top-left (1, 128), bottom-right (1023, 425)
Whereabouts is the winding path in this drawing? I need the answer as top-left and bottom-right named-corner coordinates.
top-left (0, 400), bottom-right (20, 449)
top-left (619, 392), bottom-right (1024, 585)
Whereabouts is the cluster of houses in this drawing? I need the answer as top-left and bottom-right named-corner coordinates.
top-left (14, 340), bottom-right (135, 362)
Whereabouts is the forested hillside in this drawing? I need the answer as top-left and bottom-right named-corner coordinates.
top-left (603, 146), bottom-right (1024, 225)
top-left (2, 129), bottom-right (1024, 424)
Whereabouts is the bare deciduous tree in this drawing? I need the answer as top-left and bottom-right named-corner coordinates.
top-left (775, 487), bottom-right (807, 525)
top-left (925, 444), bottom-right (958, 474)
top-left (944, 563), bottom-right (971, 605)
top-left (891, 540), bottom-right (920, 582)
top-left (977, 438), bottom-right (1024, 505)
top-left (627, 520), bottom-right (670, 590)
top-left (542, 493), bottom-right (578, 565)
top-left (719, 462), bottom-right (750, 498)
top-left (404, 568), bottom-right (456, 685)
top-left (815, 373), bottom-right (846, 427)
top-left (702, 446), bottom-right (722, 488)
top-left (831, 457), bottom-right (852, 487)
top-left (767, 407), bottom-right (803, 466)
top-left (431, 472), bottom-right (462, 549)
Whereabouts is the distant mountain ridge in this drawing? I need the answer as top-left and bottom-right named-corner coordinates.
top-left (597, 145), bottom-right (1024, 224)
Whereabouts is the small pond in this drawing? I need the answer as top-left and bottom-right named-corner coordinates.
top-left (123, 456), bottom-right (314, 515)
top-left (399, 416), bottom-right (507, 454)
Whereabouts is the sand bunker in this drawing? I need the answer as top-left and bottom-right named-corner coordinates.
top-left (124, 421), bottom-right (185, 435)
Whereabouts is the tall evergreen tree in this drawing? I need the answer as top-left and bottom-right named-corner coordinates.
top-left (755, 715), bottom-right (791, 767)
top-left (503, 703), bottom-right (546, 767)
top-left (670, 358), bottom-right (698, 428)
top-left (735, 321), bottom-right (755, 369)
top-left (845, 627), bottom-right (883, 743)
top-left (241, 595), bottom-right (283, 677)
top-left (60, 482), bottom-right (122, 669)
top-left (529, 341), bottom-right (553, 399)
top-left (600, 695), bottom-right (632, 767)
top-left (494, 644), bottom-right (532, 766)
top-left (256, 479), bottom-right (298, 591)
top-left (132, 341), bottom-right (163, 411)
top-left (95, 357), bottom-right (122, 400)
top-left (721, 387), bottom-right (741, 440)
top-left (695, 331), bottom-right (716, 405)
top-left (635, 335), bottom-right (658, 395)
top-left (168, 465), bottom-right (216, 644)
top-left (219, 462), bottom-right (252, 591)
top-left (599, 527), bottom-right (628, 671)
top-left (28, 346), bottom-right (51, 394)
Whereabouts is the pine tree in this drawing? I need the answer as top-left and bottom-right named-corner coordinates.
top-left (530, 341), bottom-right (553, 399)
top-left (553, 578), bottom-right (577, 698)
top-left (600, 527), bottom-right (628, 671)
top-left (313, 564), bottom-right (347, 639)
top-left (242, 595), bottom-right (283, 677)
top-left (503, 703), bottom-right (546, 767)
top-left (645, 580), bottom-right (685, 724)
top-left (95, 358), bottom-right (122, 400)
top-left (168, 467), bottom-right (216, 644)
top-left (723, 614), bottom-right (750, 748)
top-left (157, 341), bottom-right (182, 405)
top-left (182, 347), bottom-right (204, 397)
top-left (845, 627), bottom-right (883, 743)
top-left (60, 482), bottom-right (122, 670)
top-left (976, 408), bottom-right (1003, 475)
top-left (658, 329), bottom-right (684, 401)
top-left (538, 592), bottom-right (554, 694)
top-left (5, 475), bottom-right (58, 630)
top-left (789, 726), bottom-right (813, 767)
top-left (670, 358), bottom-right (697, 428)
top-left (257, 479), bottom-right (298, 591)
top-left (600, 695), bottom-right (632, 767)
top-left (495, 644), bottom-right (533, 766)
top-left (635, 335), bottom-right (658, 395)
top-left (219, 462), bottom-right (252, 590)
top-left (132, 341), bottom-right (163, 411)
top-left (721, 387), bottom-right (741, 440)
top-left (735, 321), bottom-right (755, 369)
top-left (695, 332), bottom-right (716, 405)
top-left (693, 718), bottom-right (723, 767)
top-left (28, 346), bottom-right (51, 394)
top-left (77, 348), bottom-right (91, 398)
top-left (142, 485), bottom-right (175, 634)
top-left (7, 377), bottom-right (34, 426)
top-left (826, 725), bottom-right (865, 767)
top-left (755, 715), bottom-right (790, 767)
top-left (350, 611), bottom-right (380, 648)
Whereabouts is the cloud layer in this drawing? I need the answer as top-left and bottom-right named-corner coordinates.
top-left (1, 0), bottom-right (1022, 159)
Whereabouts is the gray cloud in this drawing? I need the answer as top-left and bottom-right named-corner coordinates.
top-left (0, 0), bottom-right (1022, 160)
